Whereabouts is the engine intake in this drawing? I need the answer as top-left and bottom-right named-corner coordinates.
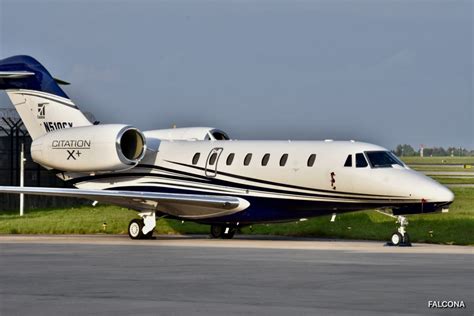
top-left (117, 128), bottom-right (146, 163)
top-left (31, 124), bottom-right (146, 172)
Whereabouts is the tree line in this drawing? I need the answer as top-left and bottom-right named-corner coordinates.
top-left (393, 144), bottom-right (474, 157)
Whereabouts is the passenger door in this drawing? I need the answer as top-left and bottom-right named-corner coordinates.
top-left (205, 148), bottom-right (223, 177)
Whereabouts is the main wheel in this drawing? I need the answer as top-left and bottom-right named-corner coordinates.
top-left (222, 227), bottom-right (236, 239)
top-left (128, 219), bottom-right (144, 240)
top-left (210, 225), bottom-right (223, 239)
top-left (144, 229), bottom-right (154, 239)
top-left (391, 232), bottom-right (403, 246)
top-left (402, 233), bottom-right (410, 245)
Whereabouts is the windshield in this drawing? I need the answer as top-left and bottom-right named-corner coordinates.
top-left (365, 151), bottom-right (405, 168)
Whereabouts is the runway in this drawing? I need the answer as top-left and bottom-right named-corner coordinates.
top-left (0, 235), bottom-right (473, 315)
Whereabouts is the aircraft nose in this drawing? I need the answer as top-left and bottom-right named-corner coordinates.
top-left (440, 185), bottom-right (454, 203)
top-left (427, 181), bottom-right (454, 203)
top-left (406, 170), bottom-right (455, 203)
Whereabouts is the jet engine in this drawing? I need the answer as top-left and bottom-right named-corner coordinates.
top-left (144, 127), bottom-right (230, 141)
top-left (31, 124), bottom-right (146, 172)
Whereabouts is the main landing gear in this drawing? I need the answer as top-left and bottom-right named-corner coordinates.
top-left (128, 212), bottom-right (156, 240)
top-left (210, 225), bottom-right (236, 239)
top-left (388, 215), bottom-right (411, 247)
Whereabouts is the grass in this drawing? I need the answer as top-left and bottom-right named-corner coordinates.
top-left (0, 205), bottom-right (209, 235)
top-left (242, 187), bottom-right (474, 245)
top-left (401, 156), bottom-right (474, 165)
top-left (0, 188), bottom-right (472, 245)
top-left (431, 177), bottom-right (474, 185)
top-left (241, 211), bottom-right (474, 245)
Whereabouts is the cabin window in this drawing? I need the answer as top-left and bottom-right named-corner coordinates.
top-left (209, 152), bottom-right (218, 165)
top-left (365, 151), bottom-right (404, 168)
top-left (280, 154), bottom-right (288, 166)
top-left (262, 153), bottom-right (270, 166)
top-left (226, 153), bottom-right (235, 165)
top-left (244, 153), bottom-right (252, 166)
top-left (307, 154), bottom-right (316, 167)
top-left (344, 154), bottom-right (352, 167)
top-left (356, 153), bottom-right (368, 168)
top-left (192, 153), bottom-right (200, 165)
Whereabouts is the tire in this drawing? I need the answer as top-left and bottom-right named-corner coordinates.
top-left (222, 228), bottom-right (235, 239)
top-left (391, 232), bottom-right (402, 246)
top-left (210, 225), bottom-right (223, 238)
top-left (403, 233), bottom-right (410, 245)
top-left (144, 229), bottom-right (154, 239)
top-left (128, 219), bottom-right (144, 240)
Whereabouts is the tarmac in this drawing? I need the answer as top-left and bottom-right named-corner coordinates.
top-left (0, 235), bottom-right (473, 315)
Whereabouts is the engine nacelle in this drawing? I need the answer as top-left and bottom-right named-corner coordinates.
top-left (144, 127), bottom-right (230, 141)
top-left (31, 124), bottom-right (146, 172)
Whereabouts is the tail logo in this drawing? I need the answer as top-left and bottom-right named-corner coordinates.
top-left (37, 103), bottom-right (47, 119)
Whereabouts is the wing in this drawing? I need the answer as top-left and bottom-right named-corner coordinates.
top-left (0, 186), bottom-right (250, 219)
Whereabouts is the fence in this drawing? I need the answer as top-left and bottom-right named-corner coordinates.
top-left (0, 108), bottom-right (87, 211)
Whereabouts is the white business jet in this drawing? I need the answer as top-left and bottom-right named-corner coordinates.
top-left (0, 56), bottom-right (454, 245)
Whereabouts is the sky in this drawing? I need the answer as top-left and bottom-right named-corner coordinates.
top-left (0, 0), bottom-right (472, 149)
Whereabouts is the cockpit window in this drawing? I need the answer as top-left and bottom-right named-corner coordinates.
top-left (355, 153), bottom-right (368, 168)
top-left (365, 151), bottom-right (404, 168)
top-left (344, 155), bottom-right (352, 167)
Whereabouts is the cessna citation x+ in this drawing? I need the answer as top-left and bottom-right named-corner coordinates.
top-left (0, 56), bottom-right (454, 245)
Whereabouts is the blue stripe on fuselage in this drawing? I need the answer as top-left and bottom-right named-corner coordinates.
top-left (105, 185), bottom-right (400, 225)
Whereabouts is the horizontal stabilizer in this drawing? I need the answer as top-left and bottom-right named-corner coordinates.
top-left (54, 77), bottom-right (70, 85)
top-left (0, 71), bottom-right (35, 79)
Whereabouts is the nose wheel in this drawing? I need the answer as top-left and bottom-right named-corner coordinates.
top-left (388, 216), bottom-right (411, 247)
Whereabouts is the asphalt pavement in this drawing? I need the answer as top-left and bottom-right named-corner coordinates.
top-left (0, 235), bottom-right (472, 316)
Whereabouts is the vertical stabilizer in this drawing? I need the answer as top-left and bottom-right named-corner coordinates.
top-left (0, 55), bottom-right (92, 139)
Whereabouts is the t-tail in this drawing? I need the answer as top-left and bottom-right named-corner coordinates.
top-left (0, 55), bottom-right (91, 139)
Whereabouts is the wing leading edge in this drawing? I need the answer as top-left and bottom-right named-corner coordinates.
top-left (0, 186), bottom-right (250, 219)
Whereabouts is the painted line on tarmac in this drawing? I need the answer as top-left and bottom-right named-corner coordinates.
top-left (0, 235), bottom-right (472, 254)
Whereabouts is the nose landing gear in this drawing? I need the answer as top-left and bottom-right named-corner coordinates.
top-left (388, 216), bottom-right (411, 247)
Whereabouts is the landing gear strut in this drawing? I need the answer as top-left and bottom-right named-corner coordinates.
top-left (210, 225), bottom-right (236, 239)
top-left (388, 216), bottom-right (411, 247)
top-left (128, 212), bottom-right (156, 240)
